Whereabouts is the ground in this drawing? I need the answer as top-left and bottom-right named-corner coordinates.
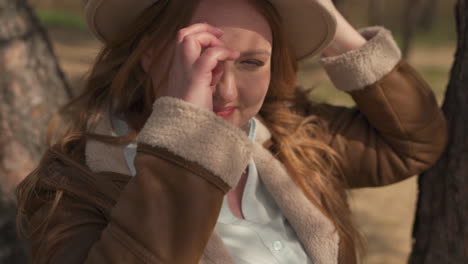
top-left (46, 26), bottom-right (455, 264)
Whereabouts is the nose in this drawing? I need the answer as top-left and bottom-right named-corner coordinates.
top-left (213, 67), bottom-right (237, 103)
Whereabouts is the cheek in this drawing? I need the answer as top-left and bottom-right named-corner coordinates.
top-left (239, 71), bottom-right (271, 107)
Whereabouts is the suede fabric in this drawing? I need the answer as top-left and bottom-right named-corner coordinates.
top-left (20, 26), bottom-right (448, 264)
top-left (86, 107), bottom-right (339, 264)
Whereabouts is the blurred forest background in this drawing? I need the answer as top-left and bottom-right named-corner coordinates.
top-left (1, 0), bottom-right (459, 263)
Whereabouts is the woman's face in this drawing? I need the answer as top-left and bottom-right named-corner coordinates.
top-left (191, 0), bottom-right (272, 129)
top-left (145, 0), bottom-right (273, 130)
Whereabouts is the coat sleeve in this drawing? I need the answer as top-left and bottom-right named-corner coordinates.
top-left (24, 96), bottom-right (253, 264)
top-left (309, 26), bottom-right (448, 188)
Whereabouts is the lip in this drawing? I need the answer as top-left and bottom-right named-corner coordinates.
top-left (214, 106), bottom-right (237, 118)
top-left (214, 106), bottom-right (237, 112)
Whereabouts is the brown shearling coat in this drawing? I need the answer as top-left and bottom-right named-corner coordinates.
top-left (17, 27), bottom-right (448, 264)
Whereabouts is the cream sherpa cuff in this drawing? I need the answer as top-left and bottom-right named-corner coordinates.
top-left (320, 26), bottom-right (402, 92)
top-left (136, 96), bottom-right (253, 189)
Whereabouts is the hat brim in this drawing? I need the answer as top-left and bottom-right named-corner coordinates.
top-left (85, 0), bottom-right (337, 60)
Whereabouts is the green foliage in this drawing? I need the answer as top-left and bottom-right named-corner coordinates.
top-left (34, 8), bottom-right (87, 30)
top-left (393, 19), bottom-right (457, 48)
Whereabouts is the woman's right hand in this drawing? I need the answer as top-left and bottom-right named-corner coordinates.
top-left (164, 23), bottom-right (240, 111)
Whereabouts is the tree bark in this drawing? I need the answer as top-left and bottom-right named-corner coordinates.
top-left (0, 0), bottom-right (71, 191)
top-left (0, 0), bottom-right (71, 261)
top-left (332, 0), bottom-right (345, 10)
top-left (419, 0), bottom-right (439, 31)
top-left (409, 0), bottom-right (468, 263)
top-left (401, 0), bottom-right (425, 58)
top-left (368, 0), bottom-right (385, 26)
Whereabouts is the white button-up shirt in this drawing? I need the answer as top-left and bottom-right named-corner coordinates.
top-left (215, 118), bottom-right (313, 264)
top-left (111, 114), bottom-right (313, 264)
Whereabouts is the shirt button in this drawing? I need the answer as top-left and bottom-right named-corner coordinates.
top-left (273, 241), bottom-right (283, 251)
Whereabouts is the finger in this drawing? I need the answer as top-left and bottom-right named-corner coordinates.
top-left (182, 32), bottom-right (226, 64)
top-left (210, 62), bottom-right (224, 86)
top-left (192, 47), bottom-right (240, 76)
top-left (177, 23), bottom-right (224, 44)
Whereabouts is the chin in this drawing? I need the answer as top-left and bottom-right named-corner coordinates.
top-left (229, 116), bottom-right (246, 130)
top-left (219, 110), bottom-right (253, 131)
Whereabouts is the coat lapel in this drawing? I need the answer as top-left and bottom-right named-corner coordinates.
top-left (86, 112), bottom-right (339, 264)
top-left (253, 142), bottom-right (339, 264)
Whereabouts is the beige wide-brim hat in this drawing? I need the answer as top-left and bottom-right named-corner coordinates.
top-left (85, 0), bottom-right (337, 60)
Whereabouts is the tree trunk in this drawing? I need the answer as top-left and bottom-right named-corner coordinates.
top-left (0, 0), bottom-right (71, 191)
top-left (401, 0), bottom-right (425, 58)
top-left (409, 0), bottom-right (468, 263)
top-left (0, 0), bottom-right (71, 261)
top-left (332, 0), bottom-right (345, 10)
top-left (419, 0), bottom-right (439, 31)
top-left (368, 0), bottom-right (385, 25)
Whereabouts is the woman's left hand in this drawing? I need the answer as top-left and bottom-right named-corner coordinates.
top-left (321, 3), bottom-right (367, 57)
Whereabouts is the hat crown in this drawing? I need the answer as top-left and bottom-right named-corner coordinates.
top-left (85, 0), bottom-right (337, 60)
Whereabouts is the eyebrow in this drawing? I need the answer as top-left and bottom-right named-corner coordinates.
top-left (240, 50), bottom-right (272, 56)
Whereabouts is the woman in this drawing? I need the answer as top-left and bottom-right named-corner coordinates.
top-left (16, 0), bottom-right (447, 263)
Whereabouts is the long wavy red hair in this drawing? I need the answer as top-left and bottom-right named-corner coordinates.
top-left (17, 0), bottom-right (363, 262)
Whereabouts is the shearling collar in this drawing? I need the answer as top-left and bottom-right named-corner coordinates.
top-left (85, 110), bottom-right (339, 264)
top-left (86, 110), bottom-right (273, 175)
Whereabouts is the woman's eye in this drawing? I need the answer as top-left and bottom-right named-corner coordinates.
top-left (242, 60), bottom-right (265, 67)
